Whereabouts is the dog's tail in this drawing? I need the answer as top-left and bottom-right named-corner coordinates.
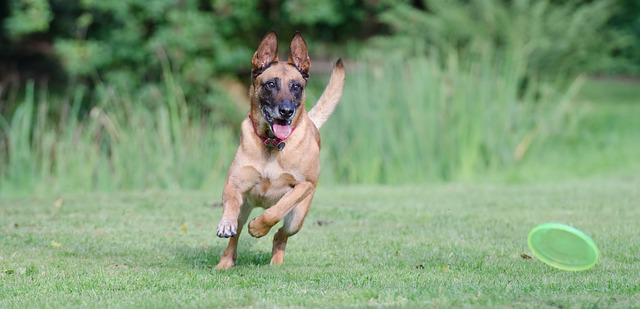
top-left (309, 59), bottom-right (345, 129)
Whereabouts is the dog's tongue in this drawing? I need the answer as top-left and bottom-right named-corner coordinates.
top-left (272, 124), bottom-right (292, 140)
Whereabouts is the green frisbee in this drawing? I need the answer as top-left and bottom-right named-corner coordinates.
top-left (527, 223), bottom-right (599, 271)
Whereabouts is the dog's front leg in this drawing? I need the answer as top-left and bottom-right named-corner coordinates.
top-left (248, 181), bottom-right (314, 238)
top-left (216, 181), bottom-right (246, 238)
top-left (217, 166), bottom-right (259, 238)
top-left (215, 169), bottom-right (258, 270)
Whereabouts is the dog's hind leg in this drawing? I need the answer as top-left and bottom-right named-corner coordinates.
top-left (270, 193), bottom-right (314, 266)
top-left (215, 203), bottom-right (252, 270)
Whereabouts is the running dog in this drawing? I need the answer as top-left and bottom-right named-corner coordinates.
top-left (215, 32), bottom-right (345, 269)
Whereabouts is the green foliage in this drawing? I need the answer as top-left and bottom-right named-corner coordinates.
top-left (2, 0), bottom-right (638, 84)
top-left (505, 79), bottom-right (640, 182)
top-left (604, 0), bottom-right (640, 74)
top-left (320, 55), bottom-right (581, 183)
top-left (0, 53), bottom-right (585, 193)
top-left (0, 71), bottom-right (236, 195)
top-left (2, 0), bottom-right (389, 79)
top-left (4, 0), bottom-right (52, 38)
top-left (54, 40), bottom-right (110, 76)
top-left (0, 0), bottom-right (399, 129)
top-left (48, 0), bottom-right (256, 126)
top-left (1, 0), bottom-right (639, 193)
top-left (375, 0), bottom-right (623, 81)
top-left (285, 0), bottom-right (345, 25)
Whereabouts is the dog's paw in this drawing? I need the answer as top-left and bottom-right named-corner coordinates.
top-left (216, 219), bottom-right (237, 238)
top-left (270, 253), bottom-right (285, 266)
top-left (248, 217), bottom-right (272, 238)
top-left (215, 257), bottom-right (235, 270)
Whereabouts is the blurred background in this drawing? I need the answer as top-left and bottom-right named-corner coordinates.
top-left (0, 0), bottom-right (639, 195)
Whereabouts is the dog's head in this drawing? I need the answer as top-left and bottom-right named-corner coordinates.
top-left (250, 32), bottom-right (310, 140)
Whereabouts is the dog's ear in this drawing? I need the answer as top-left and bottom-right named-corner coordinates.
top-left (288, 32), bottom-right (310, 78)
top-left (252, 32), bottom-right (278, 74)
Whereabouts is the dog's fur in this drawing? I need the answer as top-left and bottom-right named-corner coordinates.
top-left (215, 32), bottom-right (345, 270)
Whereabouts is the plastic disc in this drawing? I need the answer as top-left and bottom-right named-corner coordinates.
top-left (527, 223), bottom-right (599, 271)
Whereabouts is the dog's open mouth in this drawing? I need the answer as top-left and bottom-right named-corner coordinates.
top-left (261, 105), bottom-right (294, 140)
top-left (271, 122), bottom-right (292, 140)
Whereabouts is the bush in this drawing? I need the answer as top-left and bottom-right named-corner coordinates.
top-left (373, 0), bottom-right (624, 82)
top-left (0, 77), bottom-right (237, 195)
top-left (0, 53), bottom-right (583, 194)
top-left (320, 55), bottom-right (582, 183)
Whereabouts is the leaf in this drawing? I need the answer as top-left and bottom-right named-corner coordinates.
top-left (51, 241), bottom-right (62, 248)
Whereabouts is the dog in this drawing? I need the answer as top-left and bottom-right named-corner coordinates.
top-left (215, 32), bottom-right (345, 270)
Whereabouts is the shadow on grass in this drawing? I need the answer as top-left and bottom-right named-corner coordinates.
top-left (175, 244), bottom-right (271, 269)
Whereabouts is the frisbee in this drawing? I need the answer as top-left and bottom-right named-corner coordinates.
top-left (527, 223), bottom-right (599, 271)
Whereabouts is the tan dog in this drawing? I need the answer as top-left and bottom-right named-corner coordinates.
top-left (215, 32), bottom-right (345, 270)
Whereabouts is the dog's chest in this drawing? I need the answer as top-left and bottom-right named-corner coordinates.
top-left (246, 156), bottom-right (303, 207)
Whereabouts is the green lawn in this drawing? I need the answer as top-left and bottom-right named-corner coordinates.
top-left (1, 179), bottom-right (639, 307)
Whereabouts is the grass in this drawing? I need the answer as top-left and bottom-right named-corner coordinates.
top-left (308, 54), bottom-right (581, 184)
top-left (1, 52), bottom-right (581, 194)
top-left (502, 78), bottom-right (640, 182)
top-left (0, 80), bottom-right (236, 196)
top-left (1, 178), bottom-right (639, 307)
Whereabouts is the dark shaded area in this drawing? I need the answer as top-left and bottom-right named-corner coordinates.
top-left (0, 0), bottom-right (395, 123)
top-left (0, 1), bottom-right (389, 86)
top-left (2, 0), bottom-right (635, 96)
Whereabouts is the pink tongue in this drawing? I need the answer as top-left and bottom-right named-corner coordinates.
top-left (272, 124), bottom-right (292, 140)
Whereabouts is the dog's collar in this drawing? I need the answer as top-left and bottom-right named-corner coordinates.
top-left (248, 113), bottom-right (296, 151)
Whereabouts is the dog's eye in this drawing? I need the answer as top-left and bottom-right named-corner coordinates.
top-left (291, 83), bottom-right (302, 92)
top-left (264, 81), bottom-right (276, 89)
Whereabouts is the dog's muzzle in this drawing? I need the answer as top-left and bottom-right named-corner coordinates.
top-left (260, 100), bottom-right (297, 142)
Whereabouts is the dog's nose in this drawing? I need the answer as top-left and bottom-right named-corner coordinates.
top-left (278, 103), bottom-right (295, 119)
